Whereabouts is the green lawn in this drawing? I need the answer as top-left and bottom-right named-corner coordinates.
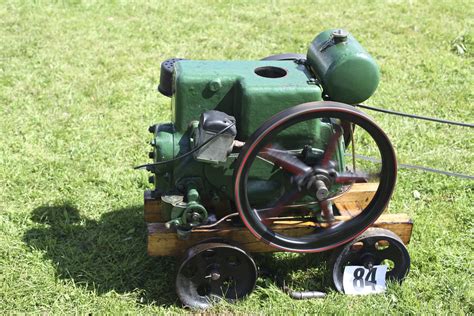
top-left (1, 0), bottom-right (473, 314)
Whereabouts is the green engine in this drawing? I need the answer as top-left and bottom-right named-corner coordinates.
top-left (139, 29), bottom-right (395, 252)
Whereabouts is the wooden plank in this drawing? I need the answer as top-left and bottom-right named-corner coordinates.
top-left (333, 183), bottom-right (378, 217)
top-left (144, 183), bottom-right (379, 222)
top-left (147, 213), bottom-right (413, 257)
top-left (333, 183), bottom-right (378, 203)
top-left (144, 190), bottom-right (166, 223)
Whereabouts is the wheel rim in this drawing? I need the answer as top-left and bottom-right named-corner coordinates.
top-left (176, 242), bottom-right (257, 309)
top-left (331, 228), bottom-right (410, 292)
top-left (234, 101), bottom-right (397, 252)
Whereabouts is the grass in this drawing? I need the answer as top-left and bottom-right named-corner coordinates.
top-left (1, 0), bottom-right (473, 314)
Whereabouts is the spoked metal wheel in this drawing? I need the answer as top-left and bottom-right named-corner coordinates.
top-left (175, 242), bottom-right (257, 309)
top-left (330, 228), bottom-right (410, 292)
top-left (234, 101), bottom-right (397, 253)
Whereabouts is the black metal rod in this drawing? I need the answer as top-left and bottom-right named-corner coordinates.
top-left (283, 285), bottom-right (326, 299)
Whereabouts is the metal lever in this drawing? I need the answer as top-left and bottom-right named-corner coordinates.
top-left (283, 284), bottom-right (326, 299)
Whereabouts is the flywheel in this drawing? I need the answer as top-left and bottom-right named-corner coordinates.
top-left (233, 101), bottom-right (397, 252)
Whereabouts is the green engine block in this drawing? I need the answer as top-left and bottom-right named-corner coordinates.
top-left (144, 29), bottom-right (380, 236)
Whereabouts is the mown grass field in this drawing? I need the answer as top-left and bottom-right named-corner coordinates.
top-left (1, 0), bottom-right (473, 314)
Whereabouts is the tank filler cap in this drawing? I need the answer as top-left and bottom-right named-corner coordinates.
top-left (158, 57), bottom-right (186, 97)
top-left (332, 29), bottom-right (349, 43)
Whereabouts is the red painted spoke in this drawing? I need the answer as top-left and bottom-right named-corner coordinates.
top-left (259, 147), bottom-right (311, 175)
top-left (258, 189), bottom-right (303, 225)
top-left (319, 200), bottom-right (335, 222)
top-left (335, 172), bottom-right (369, 184)
top-left (321, 125), bottom-right (343, 167)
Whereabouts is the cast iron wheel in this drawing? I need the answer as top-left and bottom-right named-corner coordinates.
top-left (233, 101), bottom-right (397, 253)
top-left (330, 228), bottom-right (410, 292)
top-left (260, 53), bottom-right (306, 61)
top-left (175, 242), bottom-right (257, 309)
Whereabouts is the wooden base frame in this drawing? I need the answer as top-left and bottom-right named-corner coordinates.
top-left (144, 183), bottom-right (413, 257)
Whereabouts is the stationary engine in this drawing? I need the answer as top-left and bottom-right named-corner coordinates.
top-left (139, 29), bottom-right (397, 253)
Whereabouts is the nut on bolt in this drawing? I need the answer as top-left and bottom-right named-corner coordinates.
top-left (332, 29), bottom-right (349, 43)
top-left (210, 271), bottom-right (221, 281)
top-left (191, 212), bottom-right (202, 222)
top-left (208, 78), bottom-right (222, 92)
top-left (315, 180), bottom-right (329, 201)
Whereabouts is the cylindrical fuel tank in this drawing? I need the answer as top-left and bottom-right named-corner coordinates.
top-left (306, 29), bottom-right (380, 104)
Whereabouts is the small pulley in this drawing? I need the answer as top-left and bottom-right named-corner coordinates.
top-left (175, 242), bottom-right (257, 309)
top-left (329, 227), bottom-right (410, 292)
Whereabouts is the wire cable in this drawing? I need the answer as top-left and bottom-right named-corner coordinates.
top-left (353, 104), bottom-right (473, 179)
top-left (350, 154), bottom-right (474, 180)
top-left (134, 122), bottom-right (236, 169)
top-left (356, 104), bottom-right (474, 128)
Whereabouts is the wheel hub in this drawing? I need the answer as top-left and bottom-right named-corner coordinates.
top-left (208, 271), bottom-right (221, 281)
top-left (292, 161), bottom-right (338, 201)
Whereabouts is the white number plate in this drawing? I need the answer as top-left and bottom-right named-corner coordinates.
top-left (343, 265), bottom-right (387, 295)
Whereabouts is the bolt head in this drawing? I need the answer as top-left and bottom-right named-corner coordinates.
top-left (316, 187), bottom-right (329, 201)
top-left (210, 272), bottom-right (221, 281)
top-left (191, 212), bottom-right (202, 222)
top-left (209, 79), bottom-right (222, 92)
top-left (332, 29), bottom-right (349, 43)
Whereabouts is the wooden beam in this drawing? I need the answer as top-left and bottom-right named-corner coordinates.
top-left (144, 183), bottom-right (379, 222)
top-left (144, 190), bottom-right (165, 223)
top-left (333, 182), bottom-right (378, 217)
top-left (147, 213), bottom-right (413, 257)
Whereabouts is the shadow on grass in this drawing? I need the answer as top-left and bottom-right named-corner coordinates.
top-left (23, 203), bottom-right (337, 306)
top-left (23, 203), bottom-right (178, 306)
top-left (254, 251), bottom-right (334, 295)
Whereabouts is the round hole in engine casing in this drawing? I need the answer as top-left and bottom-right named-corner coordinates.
top-left (254, 66), bottom-right (287, 78)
